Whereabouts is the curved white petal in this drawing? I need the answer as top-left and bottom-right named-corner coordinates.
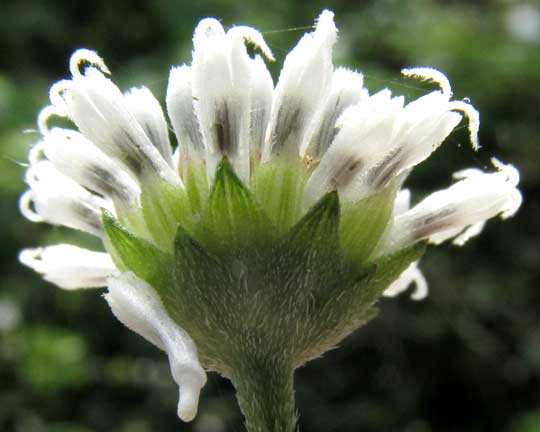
top-left (300, 67), bottom-right (367, 159)
top-left (33, 128), bottom-right (140, 207)
top-left (20, 161), bottom-right (109, 236)
top-left (384, 160), bottom-right (522, 251)
top-left (19, 244), bottom-right (116, 289)
top-left (52, 53), bottom-right (181, 188)
top-left (303, 90), bottom-right (404, 206)
top-left (263, 10), bottom-right (337, 161)
top-left (105, 272), bottom-right (207, 422)
top-left (124, 86), bottom-right (174, 168)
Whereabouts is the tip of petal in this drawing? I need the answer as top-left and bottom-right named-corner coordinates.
top-left (177, 386), bottom-right (201, 422)
top-left (402, 67), bottom-right (453, 98)
top-left (69, 48), bottom-right (111, 78)
top-left (314, 9), bottom-right (338, 44)
top-left (227, 26), bottom-right (275, 61)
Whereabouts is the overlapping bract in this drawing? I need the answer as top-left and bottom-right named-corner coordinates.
top-left (18, 10), bottom-right (521, 422)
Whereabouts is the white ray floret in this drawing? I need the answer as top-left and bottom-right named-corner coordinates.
top-left (20, 161), bottom-right (109, 237)
top-left (124, 86), bottom-right (175, 168)
top-left (191, 21), bottom-right (274, 182)
top-left (263, 10), bottom-right (337, 161)
top-left (105, 272), bottom-right (207, 422)
top-left (30, 128), bottom-right (140, 208)
top-left (166, 65), bottom-right (205, 166)
top-left (50, 50), bottom-right (181, 187)
top-left (300, 67), bottom-right (367, 159)
top-left (19, 244), bottom-right (116, 289)
top-left (383, 159), bottom-right (522, 252)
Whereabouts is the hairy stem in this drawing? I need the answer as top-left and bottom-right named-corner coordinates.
top-left (232, 357), bottom-right (298, 432)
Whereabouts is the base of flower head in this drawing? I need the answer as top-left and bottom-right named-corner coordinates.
top-left (104, 157), bottom-right (425, 376)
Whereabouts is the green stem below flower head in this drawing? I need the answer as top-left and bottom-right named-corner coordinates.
top-left (232, 356), bottom-right (298, 432)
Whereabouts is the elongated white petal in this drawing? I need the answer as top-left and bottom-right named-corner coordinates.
top-left (403, 66), bottom-right (480, 150)
top-left (20, 161), bottom-right (109, 236)
top-left (166, 65), bottom-right (205, 167)
top-left (105, 272), bottom-right (206, 422)
top-left (191, 22), bottom-right (273, 182)
top-left (124, 87), bottom-right (174, 168)
top-left (303, 90), bottom-right (404, 206)
top-left (32, 128), bottom-right (140, 207)
top-left (385, 159), bottom-right (522, 251)
top-left (383, 261), bottom-right (428, 300)
top-left (249, 55), bottom-right (274, 157)
top-left (19, 245), bottom-right (116, 289)
top-left (263, 10), bottom-right (337, 161)
top-left (300, 67), bottom-right (367, 159)
top-left (364, 92), bottom-right (462, 190)
top-left (393, 189), bottom-right (411, 216)
top-left (52, 51), bottom-right (181, 187)
top-left (192, 19), bottom-right (244, 180)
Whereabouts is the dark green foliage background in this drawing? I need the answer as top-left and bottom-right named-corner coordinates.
top-left (1, 1), bottom-right (539, 431)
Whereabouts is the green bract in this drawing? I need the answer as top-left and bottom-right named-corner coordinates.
top-left (104, 158), bottom-right (425, 377)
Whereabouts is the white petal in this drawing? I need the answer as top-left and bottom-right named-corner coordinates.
top-left (385, 160), bottom-right (522, 251)
top-left (303, 90), bottom-right (404, 206)
top-left (403, 67), bottom-right (480, 150)
top-left (383, 261), bottom-right (428, 300)
top-left (105, 272), bottom-right (207, 422)
top-left (249, 55), bottom-right (274, 158)
top-left (33, 128), bottom-right (140, 207)
top-left (364, 92), bottom-right (462, 189)
top-left (393, 189), bottom-right (411, 216)
top-left (69, 48), bottom-right (111, 77)
top-left (191, 21), bottom-right (273, 182)
top-left (402, 67), bottom-right (453, 98)
top-left (20, 161), bottom-right (109, 236)
top-left (124, 86), bottom-right (174, 168)
top-left (191, 19), bottom-right (240, 180)
top-left (19, 244), bottom-right (116, 289)
top-left (262, 10), bottom-right (337, 161)
top-left (52, 53), bottom-right (181, 187)
top-left (37, 105), bottom-right (68, 135)
top-left (166, 65), bottom-right (205, 167)
top-left (300, 67), bottom-right (367, 159)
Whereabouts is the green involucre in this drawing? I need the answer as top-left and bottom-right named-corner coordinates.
top-left (102, 158), bottom-right (425, 376)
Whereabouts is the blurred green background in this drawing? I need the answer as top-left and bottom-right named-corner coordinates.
top-left (1, 0), bottom-right (539, 431)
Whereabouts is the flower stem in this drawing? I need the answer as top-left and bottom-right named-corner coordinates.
top-left (232, 357), bottom-right (298, 432)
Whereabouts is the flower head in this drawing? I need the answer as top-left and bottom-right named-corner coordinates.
top-left (19, 10), bottom-right (521, 425)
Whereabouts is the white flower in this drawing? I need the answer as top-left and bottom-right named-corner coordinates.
top-left (18, 9), bottom-right (522, 423)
